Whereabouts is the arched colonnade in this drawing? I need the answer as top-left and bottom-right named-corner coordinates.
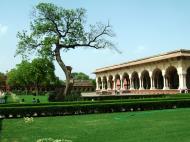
top-left (96, 66), bottom-right (190, 91)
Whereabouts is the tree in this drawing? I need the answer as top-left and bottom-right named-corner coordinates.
top-left (71, 72), bottom-right (96, 88)
top-left (7, 58), bottom-right (58, 95)
top-left (30, 58), bottom-right (57, 94)
top-left (7, 61), bottom-right (32, 88)
top-left (16, 2), bottom-right (116, 96)
top-left (71, 72), bottom-right (90, 80)
top-left (0, 72), bottom-right (6, 88)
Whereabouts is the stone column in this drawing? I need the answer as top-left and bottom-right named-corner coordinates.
top-left (178, 73), bottom-right (187, 90)
top-left (107, 76), bottom-right (110, 90)
top-left (152, 77), bottom-right (155, 89)
top-left (162, 70), bottom-right (169, 90)
top-left (101, 77), bottom-right (104, 90)
top-left (113, 76), bottom-right (116, 90)
top-left (129, 74), bottom-right (134, 90)
top-left (120, 75), bottom-right (123, 90)
top-left (150, 72), bottom-right (155, 90)
top-left (177, 67), bottom-right (187, 91)
top-left (96, 77), bottom-right (99, 90)
top-left (139, 73), bottom-right (143, 90)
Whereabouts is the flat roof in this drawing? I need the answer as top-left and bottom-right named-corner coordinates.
top-left (95, 49), bottom-right (190, 73)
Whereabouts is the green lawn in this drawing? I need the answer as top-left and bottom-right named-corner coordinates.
top-left (1, 108), bottom-right (190, 142)
top-left (6, 95), bottom-right (49, 104)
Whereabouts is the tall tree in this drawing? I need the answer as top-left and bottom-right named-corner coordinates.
top-left (16, 3), bottom-right (116, 96)
top-left (30, 58), bottom-right (56, 94)
top-left (0, 72), bottom-right (6, 88)
top-left (7, 61), bottom-right (32, 88)
top-left (7, 58), bottom-right (58, 94)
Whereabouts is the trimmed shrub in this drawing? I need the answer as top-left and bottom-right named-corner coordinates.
top-left (82, 94), bottom-right (166, 101)
top-left (1, 98), bottom-right (190, 118)
top-left (63, 91), bottom-right (82, 101)
top-left (48, 92), bottom-right (57, 102)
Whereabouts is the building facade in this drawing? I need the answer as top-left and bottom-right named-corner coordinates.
top-left (95, 49), bottom-right (190, 95)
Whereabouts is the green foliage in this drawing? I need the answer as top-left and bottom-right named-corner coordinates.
top-left (0, 72), bottom-right (6, 87)
top-left (30, 58), bottom-right (56, 86)
top-left (1, 97), bottom-right (190, 118)
top-left (16, 2), bottom-right (115, 59)
top-left (7, 61), bottom-right (32, 87)
top-left (5, 93), bottom-right (20, 103)
top-left (71, 72), bottom-right (90, 80)
top-left (7, 58), bottom-right (60, 92)
top-left (16, 2), bottom-right (116, 96)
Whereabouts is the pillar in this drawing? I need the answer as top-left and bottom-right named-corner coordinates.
top-left (129, 74), bottom-right (134, 90)
top-left (96, 78), bottom-right (99, 90)
top-left (150, 72), bottom-right (155, 90)
top-left (107, 76), bottom-right (111, 90)
top-left (178, 67), bottom-right (187, 91)
top-left (162, 70), bottom-right (169, 90)
top-left (120, 75), bottom-right (123, 90)
top-left (139, 73), bottom-right (143, 90)
top-left (101, 77), bottom-right (104, 90)
top-left (178, 73), bottom-right (187, 90)
top-left (113, 76), bottom-right (116, 90)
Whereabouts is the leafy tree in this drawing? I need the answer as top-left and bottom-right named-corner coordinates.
top-left (30, 58), bottom-right (57, 95)
top-left (16, 2), bottom-right (116, 96)
top-left (71, 72), bottom-right (90, 80)
top-left (0, 72), bottom-right (6, 88)
top-left (7, 61), bottom-right (31, 88)
top-left (7, 58), bottom-right (58, 95)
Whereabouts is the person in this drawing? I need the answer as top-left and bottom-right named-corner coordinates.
top-left (21, 98), bottom-right (25, 103)
top-left (36, 98), bottom-right (40, 103)
top-left (32, 98), bottom-right (36, 103)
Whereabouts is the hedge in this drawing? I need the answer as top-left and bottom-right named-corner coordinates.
top-left (1, 96), bottom-right (190, 108)
top-left (1, 98), bottom-right (190, 118)
top-left (81, 94), bottom-right (166, 101)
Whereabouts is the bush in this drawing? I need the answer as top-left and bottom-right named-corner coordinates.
top-left (49, 91), bottom-right (82, 102)
top-left (82, 94), bottom-right (166, 101)
top-left (1, 98), bottom-right (190, 118)
top-left (63, 91), bottom-right (82, 101)
top-left (48, 92), bottom-right (57, 102)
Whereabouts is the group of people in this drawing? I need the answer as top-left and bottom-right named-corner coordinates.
top-left (32, 98), bottom-right (40, 103)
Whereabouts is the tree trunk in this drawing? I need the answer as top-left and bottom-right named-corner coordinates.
top-left (35, 84), bottom-right (39, 96)
top-left (55, 47), bottom-right (71, 96)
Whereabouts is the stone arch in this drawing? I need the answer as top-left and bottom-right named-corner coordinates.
top-left (166, 66), bottom-right (179, 89)
top-left (141, 70), bottom-right (151, 89)
top-left (97, 77), bottom-right (102, 90)
top-left (115, 74), bottom-right (121, 90)
top-left (186, 67), bottom-right (190, 89)
top-left (102, 76), bottom-right (107, 90)
top-left (123, 72), bottom-right (130, 90)
top-left (131, 71), bottom-right (139, 89)
top-left (152, 68), bottom-right (163, 89)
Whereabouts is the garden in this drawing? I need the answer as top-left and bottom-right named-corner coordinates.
top-left (1, 108), bottom-right (190, 142)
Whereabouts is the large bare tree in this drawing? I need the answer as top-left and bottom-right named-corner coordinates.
top-left (16, 3), bottom-right (116, 96)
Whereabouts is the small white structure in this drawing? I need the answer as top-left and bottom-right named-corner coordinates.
top-left (94, 49), bottom-right (190, 95)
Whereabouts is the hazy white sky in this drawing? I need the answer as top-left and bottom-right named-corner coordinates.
top-left (1, 0), bottom-right (190, 79)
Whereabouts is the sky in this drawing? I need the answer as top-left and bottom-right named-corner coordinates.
top-left (1, 0), bottom-right (190, 79)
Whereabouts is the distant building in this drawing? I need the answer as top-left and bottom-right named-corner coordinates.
top-left (94, 49), bottom-right (190, 95)
top-left (72, 80), bottom-right (95, 92)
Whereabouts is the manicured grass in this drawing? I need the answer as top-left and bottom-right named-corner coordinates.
top-left (18, 95), bottom-right (49, 103)
top-left (6, 95), bottom-right (49, 104)
top-left (1, 108), bottom-right (190, 142)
